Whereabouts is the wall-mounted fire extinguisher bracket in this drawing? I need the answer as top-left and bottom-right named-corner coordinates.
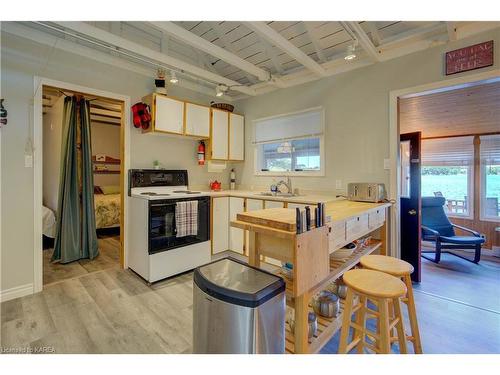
top-left (198, 141), bottom-right (206, 166)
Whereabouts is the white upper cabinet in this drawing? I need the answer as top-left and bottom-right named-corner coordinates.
top-left (229, 113), bottom-right (244, 161)
top-left (211, 109), bottom-right (229, 160)
top-left (141, 94), bottom-right (243, 157)
top-left (185, 102), bottom-right (210, 138)
top-left (154, 95), bottom-right (184, 134)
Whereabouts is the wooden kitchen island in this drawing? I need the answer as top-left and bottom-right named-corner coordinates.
top-left (231, 199), bottom-right (391, 354)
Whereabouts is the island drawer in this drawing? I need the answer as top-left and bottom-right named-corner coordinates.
top-left (329, 221), bottom-right (346, 252)
top-left (368, 208), bottom-right (386, 229)
top-left (346, 213), bottom-right (369, 241)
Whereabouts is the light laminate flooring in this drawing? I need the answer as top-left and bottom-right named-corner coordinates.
top-left (2, 251), bottom-right (499, 354)
top-left (43, 235), bottom-right (120, 285)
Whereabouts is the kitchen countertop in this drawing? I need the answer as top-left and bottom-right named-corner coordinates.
top-left (324, 200), bottom-right (392, 223)
top-left (199, 189), bottom-right (337, 204)
top-left (233, 200), bottom-right (391, 230)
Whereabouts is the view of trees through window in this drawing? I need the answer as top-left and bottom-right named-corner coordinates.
top-left (483, 164), bottom-right (500, 219)
top-left (421, 166), bottom-right (470, 215)
top-left (261, 138), bottom-right (320, 172)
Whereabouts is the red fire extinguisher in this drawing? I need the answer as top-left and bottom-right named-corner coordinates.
top-left (198, 141), bottom-right (205, 165)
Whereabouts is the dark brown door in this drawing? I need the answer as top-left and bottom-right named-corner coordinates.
top-left (400, 131), bottom-right (422, 282)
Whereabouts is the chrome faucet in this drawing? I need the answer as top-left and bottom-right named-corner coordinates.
top-left (276, 176), bottom-right (293, 194)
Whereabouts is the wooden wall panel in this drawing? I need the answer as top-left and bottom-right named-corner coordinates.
top-left (400, 81), bottom-right (500, 138)
top-left (450, 217), bottom-right (499, 250)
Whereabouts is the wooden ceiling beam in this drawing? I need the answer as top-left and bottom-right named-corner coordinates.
top-left (6, 23), bottom-right (225, 99)
top-left (343, 22), bottom-right (382, 62)
top-left (245, 21), bottom-right (328, 77)
top-left (150, 21), bottom-right (271, 82)
top-left (209, 22), bottom-right (258, 85)
top-left (366, 22), bottom-right (382, 47)
top-left (304, 23), bottom-right (327, 63)
top-left (52, 22), bottom-right (256, 96)
top-left (260, 38), bottom-right (285, 75)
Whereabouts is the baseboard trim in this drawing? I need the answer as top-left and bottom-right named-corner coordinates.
top-left (0, 283), bottom-right (34, 303)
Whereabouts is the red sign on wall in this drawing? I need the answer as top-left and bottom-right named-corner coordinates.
top-left (445, 40), bottom-right (494, 75)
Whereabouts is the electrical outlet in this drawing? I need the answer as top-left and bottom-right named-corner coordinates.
top-left (25, 155), bottom-right (33, 168)
top-left (335, 180), bottom-right (342, 189)
top-left (384, 158), bottom-right (391, 170)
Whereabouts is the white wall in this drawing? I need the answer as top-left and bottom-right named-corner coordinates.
top-left (42, 96), bottom-right (64, 212)
top-left (0, 29), bottom-right (235, 293)
top-left (234, 28), bottom-right (500, 196)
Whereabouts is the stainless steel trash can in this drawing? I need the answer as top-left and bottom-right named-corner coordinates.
top-left (193, 257), bottom-right (286, 354)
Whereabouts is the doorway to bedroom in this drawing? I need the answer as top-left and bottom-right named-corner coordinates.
top-left (41, 85), bottom-right (124, 285)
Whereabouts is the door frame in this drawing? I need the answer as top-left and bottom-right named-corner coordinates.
top-left (33, 77), bottom-right (131, 293)
top-left (388, 69), bottom-right (500, 259)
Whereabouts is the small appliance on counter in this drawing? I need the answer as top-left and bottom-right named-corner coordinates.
top-left (193, 258), bottom-right (285, 354)
top-left (347, 182), bottom-right (386, 203)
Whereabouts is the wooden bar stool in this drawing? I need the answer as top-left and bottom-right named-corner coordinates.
top-left (360, 255), bottom-right (423, 354)
top-left (338, 269), bottom-right (408, 354)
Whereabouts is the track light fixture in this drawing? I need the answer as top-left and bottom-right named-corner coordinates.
top-left (215, 84), bottom-right (228, 97)
top-left (344, 42), bottom-right (357, 61)
top-left (169, 71), bottom-right (179, 84)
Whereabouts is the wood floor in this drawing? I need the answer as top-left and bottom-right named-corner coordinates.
top-left (1, 251), bottom-right (499, 354)
top-left (43, 235), bottom-right (120, 285)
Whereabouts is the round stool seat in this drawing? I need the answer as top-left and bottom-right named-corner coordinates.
top-left (360, 255), bottom-right (414, 277)
top-left (343, 269), bottom-right (407, 298)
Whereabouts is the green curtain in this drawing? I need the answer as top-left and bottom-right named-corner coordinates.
top-left (52, 97), bottom-right (99, 263)
top-left (80, 98), bottom-right (99, 260)
top-left (52, 97), bottom-right (81, 263)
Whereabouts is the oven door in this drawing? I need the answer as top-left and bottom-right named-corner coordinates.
top-left (148, 196), bottom-right (210, 254)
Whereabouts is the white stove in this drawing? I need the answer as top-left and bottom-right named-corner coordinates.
top-left (128, 169), bottom-right (211, 283)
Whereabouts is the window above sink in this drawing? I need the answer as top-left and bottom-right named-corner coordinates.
top-left (253, 107), bottom-right (325, 177)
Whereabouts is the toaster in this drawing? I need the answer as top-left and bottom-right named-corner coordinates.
top-left (347, 183), bottom-right (387, 203)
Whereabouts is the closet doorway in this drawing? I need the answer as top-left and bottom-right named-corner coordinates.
top-left (38, 81), bottom-right (128, 287)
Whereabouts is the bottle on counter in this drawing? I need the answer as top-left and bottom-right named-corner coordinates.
top-left (230, 168), bottom-right (236, 190)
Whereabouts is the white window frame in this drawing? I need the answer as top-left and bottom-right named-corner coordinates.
top-left (253, 107), bottom-right (325, 177)
top-left (454, 164), bottom-right (474, 220)
top-left (479, 159), bottom-right (500, 223)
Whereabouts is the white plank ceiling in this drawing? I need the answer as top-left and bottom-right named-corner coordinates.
top-left (11, 21), bottom-right (500, 99)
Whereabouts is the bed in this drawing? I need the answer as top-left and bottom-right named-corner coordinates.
top-left (94, 193), bottom-right (121, 229)
top-left (42, 205), bottom-right (56, 238)
top-left (43, 187), bottom-right (121, 236)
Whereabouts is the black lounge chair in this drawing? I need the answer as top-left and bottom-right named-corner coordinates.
top-left (421, 196), bottom-right (485, 264)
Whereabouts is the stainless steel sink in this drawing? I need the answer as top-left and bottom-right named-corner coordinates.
top-left (257, 192), bottom-right (300, 197)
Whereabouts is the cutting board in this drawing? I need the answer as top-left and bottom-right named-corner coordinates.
top-left (236, 208), bottom-right (296, 232)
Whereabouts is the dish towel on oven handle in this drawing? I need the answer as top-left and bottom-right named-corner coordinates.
top-left (175, 200), bottom-right (199, 237)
